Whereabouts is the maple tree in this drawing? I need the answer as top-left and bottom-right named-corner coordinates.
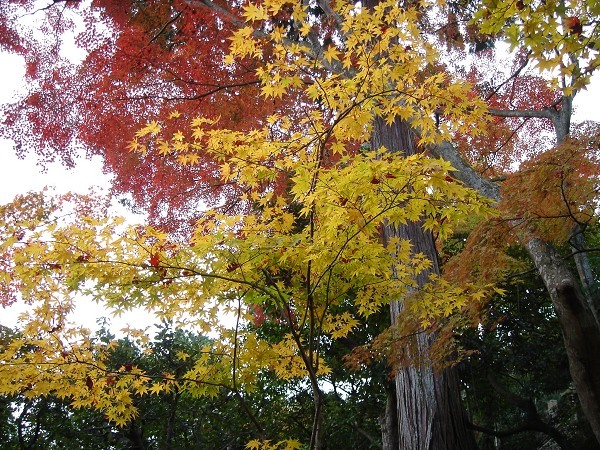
top-left (0, 0), bottom-right (599, 449)
top-left (0, 153), bottom-right (492, 448)
top-left (1, 0), bottom-right (300, 235)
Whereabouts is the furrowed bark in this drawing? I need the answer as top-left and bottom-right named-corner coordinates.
top-left (374, 118), bottom-right (477, 450)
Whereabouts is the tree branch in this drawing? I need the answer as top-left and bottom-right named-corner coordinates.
top-left (149, 10), bottom-right (183, 44)
top-left (488, 108), bottom-right (555, 120)
top-left (428, 140), bottom-right (500, 201)
top-left (467, 374), bottom-right (576, 450)
top-left (484, 50), bottom-right (532, 101)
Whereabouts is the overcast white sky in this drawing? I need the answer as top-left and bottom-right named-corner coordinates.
top-left (0, 52), bottom-right (152, 333)
top-left (0, 46), bottom-right (599, 332)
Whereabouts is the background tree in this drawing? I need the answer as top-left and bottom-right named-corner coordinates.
top-left (443, 234), bottom-right (599, 449)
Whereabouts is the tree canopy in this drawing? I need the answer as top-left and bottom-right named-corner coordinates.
top-left (0, 0), bottom-right (599, 448)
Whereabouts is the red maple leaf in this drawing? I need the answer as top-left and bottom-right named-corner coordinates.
top-left (149, 253), bottom-right (160, 267)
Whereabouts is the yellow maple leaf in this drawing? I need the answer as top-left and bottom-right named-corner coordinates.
top-left (243, 4), bottom-right (269, 21)
top-left (149, 383), bottom-right (164, 394)
top-left (323, 45), bottom-right (340, 63)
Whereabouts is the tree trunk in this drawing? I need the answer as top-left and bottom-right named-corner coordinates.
top-left (373, 118), bottom-right (477, 449)
top-left (164, 391), bottom-right (178, 450)
top-left (524, 237), bottom-right (600, 443)
top-left (571, 225), bottom-right (600, 331)
top-left (430, 125), bottom-right (600, 444)
top-left (380, 383), bottom-right (399, 450)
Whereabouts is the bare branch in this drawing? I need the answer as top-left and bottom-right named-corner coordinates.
top-left (488, 108), bottom-right (555, 120)
top-left (149, 10), bottom-right (183, 44)
top-left (428, 141), bottom-right (501, 201)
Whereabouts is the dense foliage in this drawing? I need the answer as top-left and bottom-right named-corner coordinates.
top-left (0, 0), bottom-right (598, 448)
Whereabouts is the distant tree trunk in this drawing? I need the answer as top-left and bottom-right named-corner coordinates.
top-left (373, 118), bottom-right (477, 450)
top-left (570, 229), bottom-right (599, 329)
top-left (380, 383), bottom-right (399, 450)
top-left (127, 421), bottom-right (147, 450)
top-left (164, 390), bottom-right (179, 450)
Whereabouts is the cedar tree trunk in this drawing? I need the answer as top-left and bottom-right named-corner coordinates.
top-left (373, 118), bottom-right (477, 450)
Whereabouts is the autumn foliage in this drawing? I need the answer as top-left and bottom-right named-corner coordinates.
top-left (1, 0), bottom-right (599, 448)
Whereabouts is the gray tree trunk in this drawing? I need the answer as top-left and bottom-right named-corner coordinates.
top-left (524, 237), bottom-right (600, 444)
top-left (430, 99), bottom-right (600, 444)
